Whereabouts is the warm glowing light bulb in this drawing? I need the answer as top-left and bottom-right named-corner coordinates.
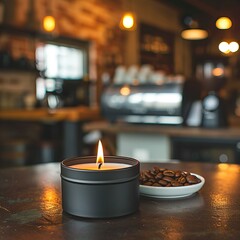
top-left (218, 41), bottom-right (229, 53)
top-left (123, 14), bottom-right (134, 28)
top-left (120, 12), bottom-right (135, 30)
top-left (216, 17), bottom-right (232, 29)
top-left (229, 41), bottom-right (239, 52)
top-left (43, 15), bottom-right (56, 32)
top-left (120, 85), bottom-right (130, 96)
top-left (212, 67), bottom-right (224, 77)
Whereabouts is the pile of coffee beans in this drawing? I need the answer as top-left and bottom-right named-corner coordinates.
top-left (139, 166), bottom-right (201, 187)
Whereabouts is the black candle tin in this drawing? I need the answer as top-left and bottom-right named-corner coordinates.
top-left (61, 156), bottom-right (140, 218)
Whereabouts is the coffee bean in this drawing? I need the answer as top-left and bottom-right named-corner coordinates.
top-left (171, 181), bottom-right (182, 187)
top-left (155, 172), bottom-right (163, 180)
top-left (163, 170), bottom-right (175, 177)
top-left (186, 175), bottom-right (200, 184)
top-left (140, 166), bottom-right (201, 187)
top-left (144, 181), bottom-right (152, 186)
top-left (178, 176), bottom-right (186, 184)
top-left (149, 178), bottom-right (156, 183)
top-left (175, 171), bottom-right (181, 178)
top-left (144, 171), bottom-right (153, 179)
top-left (162, 176), bottom-right (174, 182)
top-left (182, 171), bottom-right (190, 177)
top-left (153, 166), bottom-right (160, 173)
top-left (159, 179), bottom-right (168, 186)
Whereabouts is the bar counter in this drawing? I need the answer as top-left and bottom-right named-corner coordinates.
top-left (84, 121), bottom-right (240, 139)
top-left (0, 107), bottom-right (100, 158)
top-left (0, 161), bottom-right (240, 239)
top-left (0, 106), bottom-right (100, 122)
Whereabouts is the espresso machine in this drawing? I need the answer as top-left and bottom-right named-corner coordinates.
top-left (101, 81), bottom-right (184, 125)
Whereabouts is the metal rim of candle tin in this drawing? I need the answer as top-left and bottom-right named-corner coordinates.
top-left (61, 156), bottom-right (140, 218)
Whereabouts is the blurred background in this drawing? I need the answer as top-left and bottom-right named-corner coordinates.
top-left (1, 0), bottom-right (240, 167)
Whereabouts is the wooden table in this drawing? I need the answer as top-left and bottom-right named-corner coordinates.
top-left (0, 161), bottom-right (240, 239)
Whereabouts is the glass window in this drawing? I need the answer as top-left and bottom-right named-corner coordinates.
top-left (36, 44), bottom-right (84, 80)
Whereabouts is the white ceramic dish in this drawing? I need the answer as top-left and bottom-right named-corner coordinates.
top-left (139, 173), bottom-right (205, 199)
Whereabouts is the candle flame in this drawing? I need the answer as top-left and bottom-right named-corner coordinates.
top-left (96, 140), bottom-right (104, 165)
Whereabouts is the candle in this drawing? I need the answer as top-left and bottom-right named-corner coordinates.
top-left (61, 140), bottom-right (140, 218)
top-left (70, 140), bottom-right (130, 170)
top-left (61, 155), bottom-right (140, 218)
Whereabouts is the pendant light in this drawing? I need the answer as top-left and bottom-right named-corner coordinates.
top-left (43, 15), bottom-right (55, 32)
top-left (181, 29), bottom-right (208, 40)
top-left (120, 0), bottom-right (136, 31)
top-left (216, 17), bottom-right (232, 30)
top-left (180, 15), bottom-right (208, 40)
top-left (43, 0), bottom-right (55, 32)
top-left (119, 12), bottom-right (136, 30)
top-left (218, 41), bottom-right (239, 54)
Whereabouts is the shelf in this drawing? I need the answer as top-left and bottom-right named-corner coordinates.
top-left (0, 106), bottom-right (100, 122)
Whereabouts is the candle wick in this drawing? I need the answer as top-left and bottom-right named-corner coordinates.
top-left (98, 163), bottom-right (103, 169)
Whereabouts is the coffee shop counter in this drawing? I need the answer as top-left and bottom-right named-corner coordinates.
top-left (0, 107), bottom-right (100, 159)
top-left (0, 106), bottom-right (100, 122)
top-left (84, 121), bottom-right (240, 162)
top-left (0, 161), bottom-right (240, 240)
top-left (84, 121), bottom-right (240, 139)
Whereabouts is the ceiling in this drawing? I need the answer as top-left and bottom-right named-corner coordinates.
top-left (160, 0), bottom-right (240, 40)
top-left (160, 0), bottom-right (240, 18)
